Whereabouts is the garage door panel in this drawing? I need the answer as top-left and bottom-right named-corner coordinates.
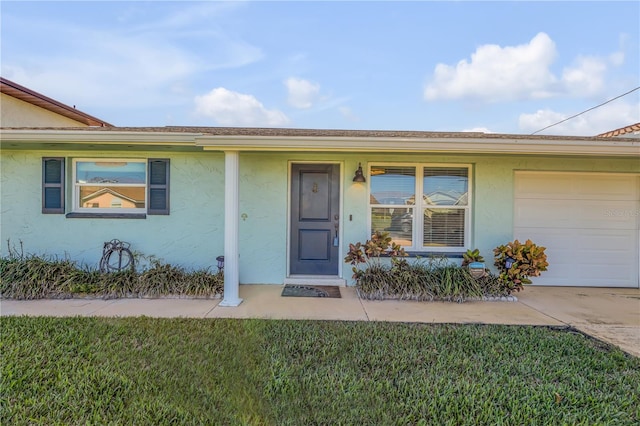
top-left (515, 199), bottom-right (637, 230)
top-left (532, 264), bottom-right (638, 287)
top-left (515, 172), bottom-right (638, 200)
top-left (515, 228), bottom-right (638, 287)
top-left (514, 172), bottom-right (639, 288)
top-left (526, 264), bottom-right (637, 287)
top-left (514, 228), bottom-right (636, 259)
top-left (537, 264), bottom-right (637, 287)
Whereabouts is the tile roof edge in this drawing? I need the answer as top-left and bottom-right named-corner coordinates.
top-left (596, 122), bottom-right (640, 137)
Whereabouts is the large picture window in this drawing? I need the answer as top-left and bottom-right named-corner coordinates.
top-left (369, 164), bottom-right (471, 251)
top-left (74, 159), bottom-right (147, 212)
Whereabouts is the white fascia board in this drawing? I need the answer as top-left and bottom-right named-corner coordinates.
top-left (2, 130), bottom-right (639, 157)
top-left (197, 135), bottom-right (640, 157)
top-left (0, 130), bottom-right (201, 146)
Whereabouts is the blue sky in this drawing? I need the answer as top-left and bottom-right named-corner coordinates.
top-left (2, 1), bottom-right (639, 135)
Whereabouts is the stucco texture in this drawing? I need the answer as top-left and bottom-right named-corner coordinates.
top-left (1, 149), bottom-right (225, 272)
top-left (1, 149), bottom-right (638, 284)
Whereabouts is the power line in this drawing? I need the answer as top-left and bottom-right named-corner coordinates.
top-left (530, 86), bottom-right (640, 135)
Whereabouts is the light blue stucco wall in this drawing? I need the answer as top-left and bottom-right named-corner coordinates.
top-left (338, 153), bottom-right (639, 283)
top-left (236, 153), bottom-right (367, 283)
top-left (1, 149), bottom-right (638, 284)
top-left (1, 149), bottom-right (226, 272)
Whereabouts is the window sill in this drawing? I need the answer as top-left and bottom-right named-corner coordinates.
top-left (65, 212), bottom-right (147, 219)
top-left (381, 251), bottom-right (465, 258)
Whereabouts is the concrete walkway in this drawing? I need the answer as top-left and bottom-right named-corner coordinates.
top-left (2, 285), bottom-right (638, 357)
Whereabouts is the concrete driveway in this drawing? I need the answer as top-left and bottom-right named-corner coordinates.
top-left (2, 285), bottom-right (638, 357)
top-left (517, 286), bottom-right (639, 357)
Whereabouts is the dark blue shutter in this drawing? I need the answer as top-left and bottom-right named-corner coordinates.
top-left (148, 159), bottom-right (169, 215)
top-left (42, 158), bottom-right (65, 214)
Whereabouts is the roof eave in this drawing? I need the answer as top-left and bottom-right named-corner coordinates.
top-left (1, 129), bottom-right (639, 157)
top-left (0, 129), bottom-right (200, 145)
top-left (196, 135), bottom-right (640, 157)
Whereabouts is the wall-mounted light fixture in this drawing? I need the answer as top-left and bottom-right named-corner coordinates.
top-left (352, 163), bottom-right (366, 183)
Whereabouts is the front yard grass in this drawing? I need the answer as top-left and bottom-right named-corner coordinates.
top-left (2, 317), bottom-right (638, 425)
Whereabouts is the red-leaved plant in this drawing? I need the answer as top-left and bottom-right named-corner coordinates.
top-left (493, 239), bottom-right (548, 292)
top-left (344, 231), bottom-right (407, 279)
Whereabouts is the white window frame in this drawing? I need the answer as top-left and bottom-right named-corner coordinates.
top-left (368, 163), bottom-right (472, 252)
top-left (72, 158), bottom-right (147, 214)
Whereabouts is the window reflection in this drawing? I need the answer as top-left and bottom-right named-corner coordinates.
top-left (76, 161), bottom-right (146, 184)
top-left (371, 207), bottom-right (413, 246)
top-left (370, 166), bottom-right (416, 206)
top-left (423, 168), bottom-right (468, 206)
top-left (79, 186), bottom-right (145, 209)
top-left (74, 160), bottom-right (146, 211)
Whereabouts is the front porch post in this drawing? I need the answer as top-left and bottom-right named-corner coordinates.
top-left (219, 150), bottom-right (243, 306)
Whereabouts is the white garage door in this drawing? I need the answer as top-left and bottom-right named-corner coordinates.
top-left (514, 172), bottom-right (639, 288)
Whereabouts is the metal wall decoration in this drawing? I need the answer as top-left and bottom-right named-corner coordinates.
top-left (100, 239), bottom-right (135, 273)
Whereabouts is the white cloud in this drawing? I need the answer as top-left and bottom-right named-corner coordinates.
top-left (124, 2), bottom-right (244, 31)
top-left (609, 51), bottom-right (625, 66)
top-left (518, 109), bottom-right (566, 133)
top-left (194, 87), bottom-right (290, 127)
top-left (424, 32), bottom-right (559, 102)
top-left (285, 78), bottom-right (320, 109)
top-left (1, 3), bottom-right (263, 110)
top-left (562, 56), bottom-right (607, 97)
top-left (2, 34), bottom-right (198, 109)
top-left (518, 100), bottom-right (640, 136)
top-left (610, 33), bottom-right (629, 67)
top-left (424, 32), bottom-right (626, 103)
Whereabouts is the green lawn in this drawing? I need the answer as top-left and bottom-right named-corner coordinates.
top-left (2, 317), bottom-right (638, 425)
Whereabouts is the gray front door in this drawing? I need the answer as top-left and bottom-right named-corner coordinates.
top-left (290, 163), bottom-right (340, 275)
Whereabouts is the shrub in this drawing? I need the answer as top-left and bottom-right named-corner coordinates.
top-left (494, 239), bottom-right (549, 292)
top-left (345, 234), bottom-right (508, 302)
top-left (351, 262), bottom-right (393, 300)
top-left (0, 242), bottom-right (223, 300)
top-left (0, 254), bottom-right (78, 299)
top-left (431, 262), bottom-right (483, 302)
top-left (344, 230), bottom-right (407, 279)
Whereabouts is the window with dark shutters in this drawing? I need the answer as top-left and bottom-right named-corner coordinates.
top-left (42, 157), bottom-right (65, 214)
top-left (42, 157), bottom-right (170, 217)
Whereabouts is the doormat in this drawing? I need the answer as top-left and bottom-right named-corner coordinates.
top-left (281, 284), bottom-right (341, 298)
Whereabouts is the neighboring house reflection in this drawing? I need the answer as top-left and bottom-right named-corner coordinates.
top-left (80, 187), bottom-right (144, 209)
